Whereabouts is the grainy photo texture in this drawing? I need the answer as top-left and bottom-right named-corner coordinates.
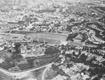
top-left (0, 0), bottom-right (105, 80)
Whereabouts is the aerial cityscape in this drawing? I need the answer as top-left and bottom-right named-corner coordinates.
top-left (0, 0), bottom-right (105, 80)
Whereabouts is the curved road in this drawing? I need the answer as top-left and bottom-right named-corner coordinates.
top-left (0, 62), bottom-right (53, 78)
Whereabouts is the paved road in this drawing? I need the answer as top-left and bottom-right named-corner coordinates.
top-left (0, 62), bottom-right (53, 78)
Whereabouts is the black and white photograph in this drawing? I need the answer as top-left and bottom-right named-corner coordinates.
top-left (0, 0), bottom-right (105, 80)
